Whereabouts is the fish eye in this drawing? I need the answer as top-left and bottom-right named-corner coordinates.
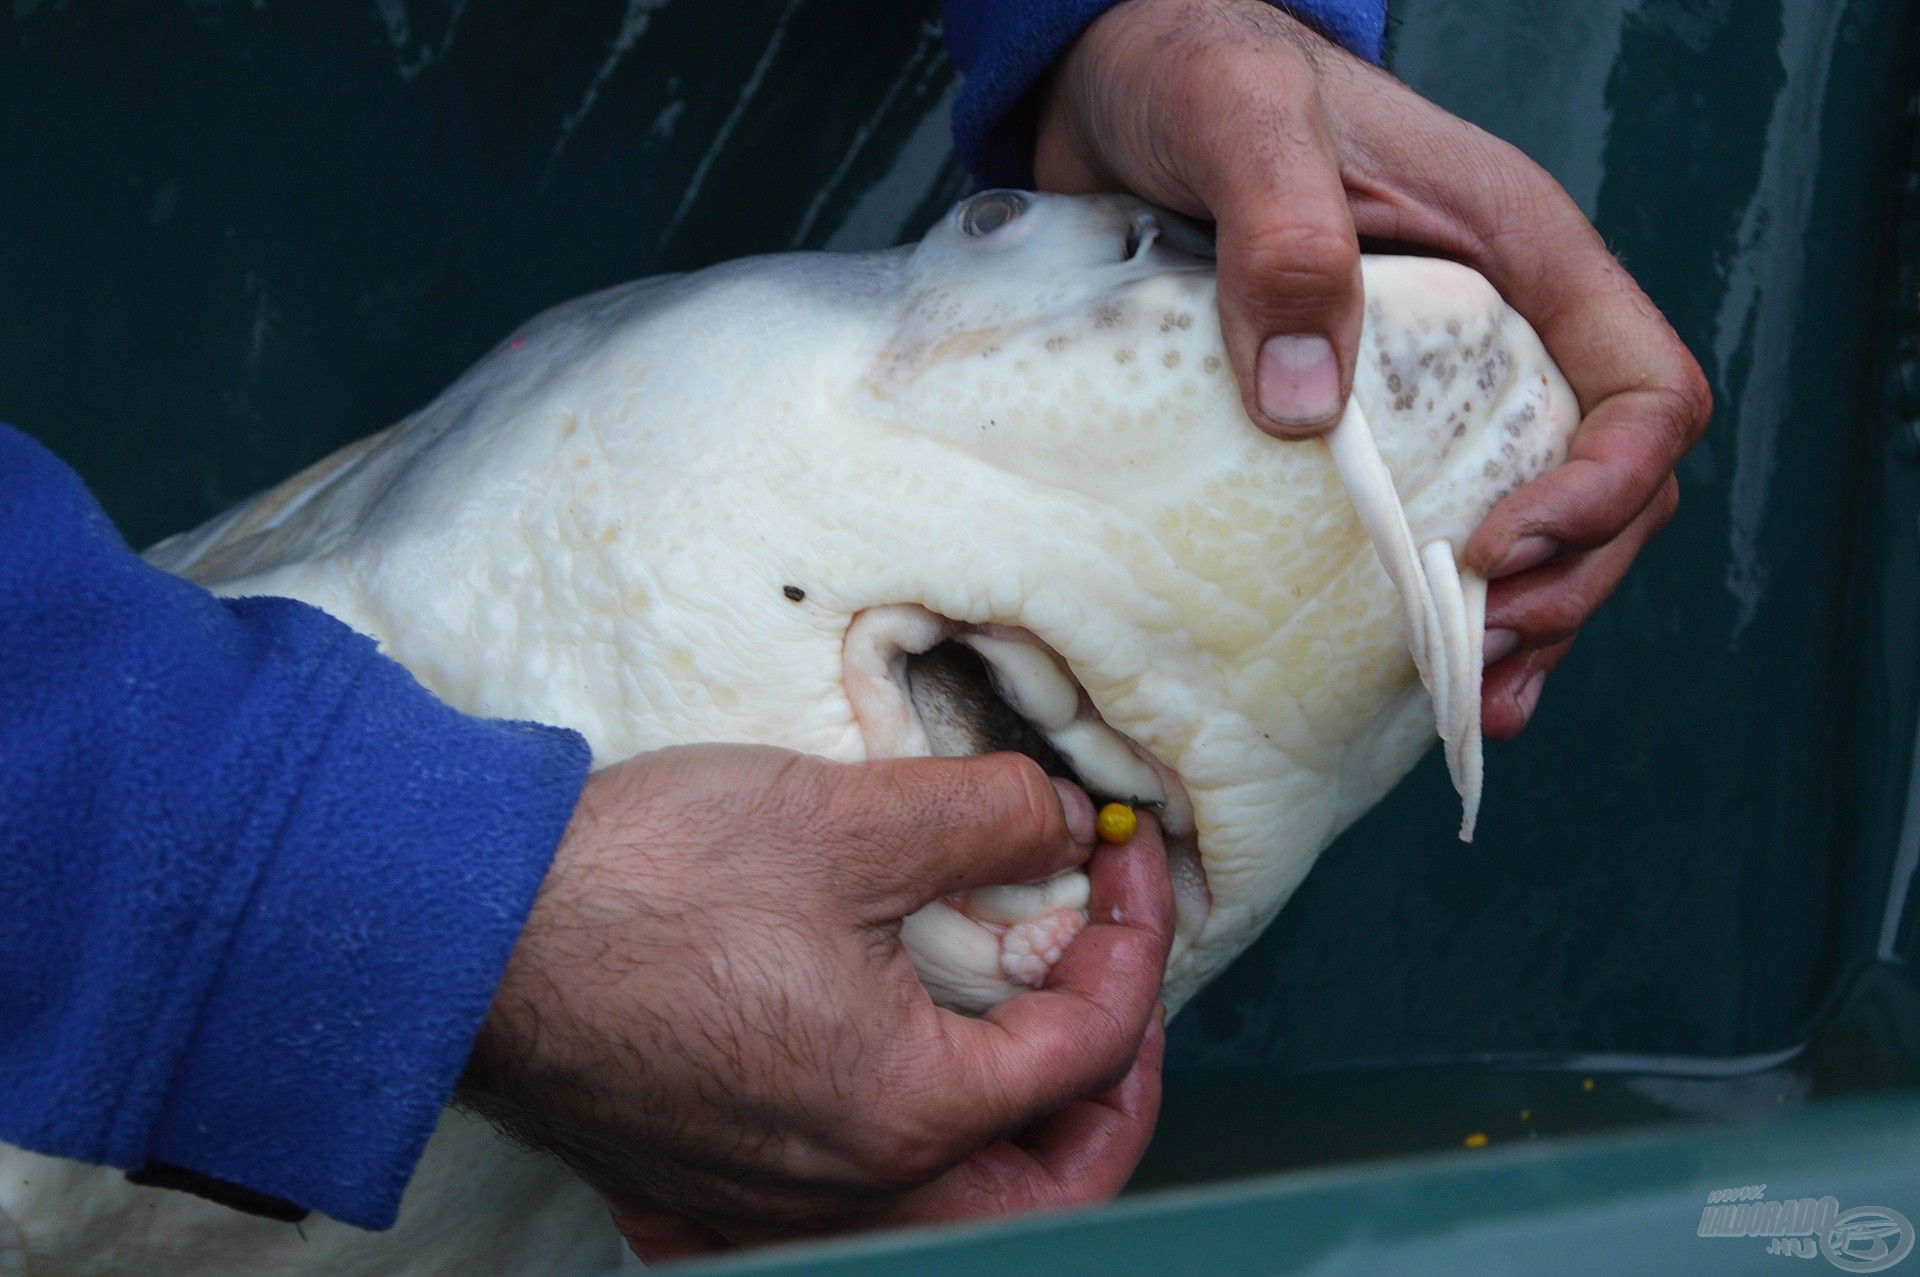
top-left (956, 189), bottom-right (1031, 238)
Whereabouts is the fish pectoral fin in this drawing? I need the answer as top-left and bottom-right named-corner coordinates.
top-left (1325, 401), bottom-right (1484, 842)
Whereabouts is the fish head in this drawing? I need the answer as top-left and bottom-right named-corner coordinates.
top-left (828, 190), bottom-right (1577, 1009)
top-left (161, 191), bottom-right (1577, 1015)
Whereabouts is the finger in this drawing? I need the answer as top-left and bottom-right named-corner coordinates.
top-left (1410, 153), bottom-right (1704, 577)
top-left (1001, 1000), bottom-right (1165, 1196)
top-left (875, 1004), bottom-right (1167, 1227)
top-left (926, 816), bottom-right (1173, 1140)
top-left (839, 752), bottom-right (1095, 911)
top-left (1188, 55), bottom-right (1363, 438)
top-left (1317, 66), bottom-right (1709, 575)
top-left (1482, 477), bottom-right (1677, 652)
top-left (1463, 369), bottom-right (1705, 578)
top-left (1483, 637), bottom-right (1575, 740)
top-left (692, 1016), bottom-right (1166, 1245)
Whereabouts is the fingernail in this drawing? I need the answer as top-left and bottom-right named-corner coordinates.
top-left (1052, 778), bottom-right (1096, 845)
top-left (1257, 334), bottom-right (1341, 427)
top-left (1491, 535), bottom-right (1560, 578)
top-left (1482, 627), bottom-right (1520, 667)
top-left (1514, 669), bottom-right (1547, 722)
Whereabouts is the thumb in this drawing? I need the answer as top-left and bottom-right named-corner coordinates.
top-left (1203, 97), bottom-right (1363, 439)
top-left (831, 752), bottom-right (1097, 913)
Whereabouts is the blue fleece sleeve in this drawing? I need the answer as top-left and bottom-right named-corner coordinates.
top-left (941, 0), bottom-right (1389, 188)
top-left (0, 424), bottom-right (591, 1230)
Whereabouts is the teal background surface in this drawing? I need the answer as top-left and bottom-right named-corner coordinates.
top-left (4, 1), bottom-right (1920, 1265)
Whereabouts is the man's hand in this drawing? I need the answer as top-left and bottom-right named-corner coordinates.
top-left (1035, 0), bottom-right (1711, 736)
top-left (459, 745), bottom-right (1172, 1262)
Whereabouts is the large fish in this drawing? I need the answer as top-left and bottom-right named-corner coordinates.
top-left (2, 190), bottom-right (1576, 1275)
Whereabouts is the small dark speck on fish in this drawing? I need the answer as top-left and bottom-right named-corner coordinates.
top-left (783, 585), bottom-right (805, 602)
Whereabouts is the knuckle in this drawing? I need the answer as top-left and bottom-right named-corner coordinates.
top-left (976, 751), bottom-right (1057, 842)
top-left (855, 1116), bottom-right (959, 1191)
top-left (1045, 1172), bottom-right (1117, 1210)
top-left (1500, 566), bottom-right (1592, 647)
top-left (1472, 142), bottom-right (1586, 250)
top-left (1539, 610), bottom-right (1586, 650)
top-left (1171, 24), bottom-right (1303, 93)
top-left (1169, 38), bottom-right (1243, 92)
top-left (1677, 362), bottom-right (1714, 437)
top-left (1646, 356), bottom-right (1713, 448)
top-left (1527, 588), bottom-right (1590, 647)
top-left (1236, 219), bottom-right (1359, 299)
top-left (1652, 476), bottom-right (1681, 526)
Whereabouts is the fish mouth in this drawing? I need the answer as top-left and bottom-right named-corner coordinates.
top-left (843, 605), bottom-right (1207, 1009)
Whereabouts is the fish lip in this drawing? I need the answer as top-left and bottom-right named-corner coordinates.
top-left (841, 605), bottom-right (1211, 966)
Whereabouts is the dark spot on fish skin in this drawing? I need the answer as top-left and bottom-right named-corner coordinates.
top-left (1115, 347), bottom-right (1135, 364)
top-left (1394, 393), bottom-right (1415, 412)
top-left (1204, 355), bottom-right (1222, 373)
top-left (1387, 373), bottom-right (1403, 394)
top-left (1452, 422), bottom-right (1466, 438)
top-left (1159, 311), bottom-right (1193, 332)
top-left (1045, 335), bottom-right (1070, 354)
top-left (1093, 303), bottom-right (1124, 329)
top-left (1446, 319), bottom-right (1462, 338)
top-left (783, 585), bottom-right (805, 602)
top-left (1162, 349), bottom-right (1181, 368)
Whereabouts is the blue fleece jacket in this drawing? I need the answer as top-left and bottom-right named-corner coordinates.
top-left (0, 0), bottom-right (1386, 1234)
top-left (0, 428), bottom-right (591, 1228)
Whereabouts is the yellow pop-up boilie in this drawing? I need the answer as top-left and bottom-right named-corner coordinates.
top-left (1095, 802), bottom-right (1137, 844)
